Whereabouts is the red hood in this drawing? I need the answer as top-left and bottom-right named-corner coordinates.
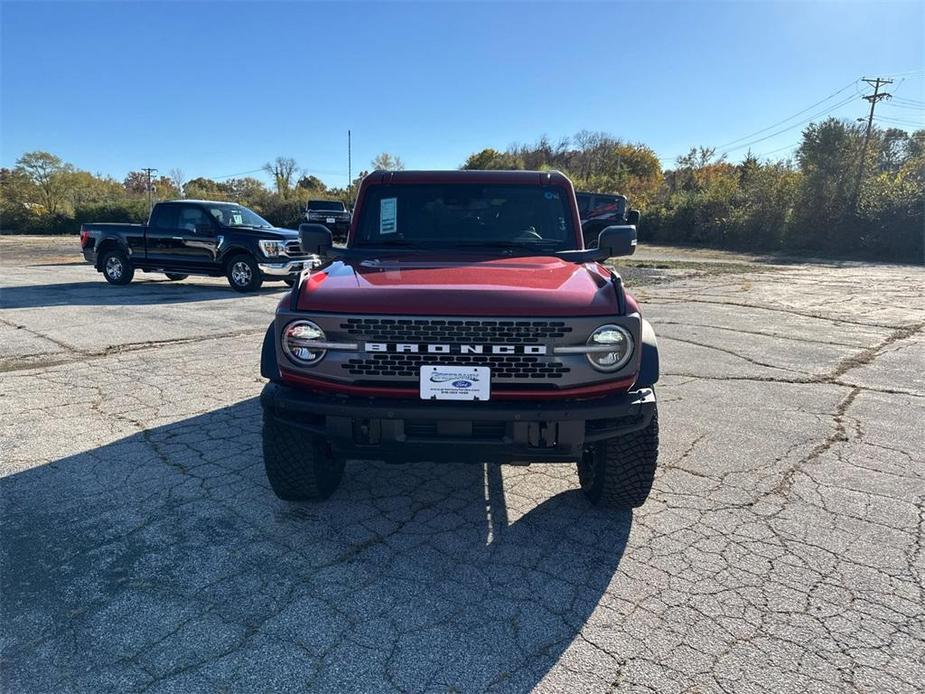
top-left (296, 255), bottom-right (620, 316)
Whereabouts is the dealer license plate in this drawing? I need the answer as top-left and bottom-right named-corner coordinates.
top-left (420, 365), bottom-right (490, 401)
top-left (326, 217), bottom-right (336, 224)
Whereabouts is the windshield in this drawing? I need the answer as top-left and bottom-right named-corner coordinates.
top-left (205, 203), bottom-right (272, 228)
top-left (308, 200), bottom-right (346, 211)
top-left (355, 184), bottom-right (577, 250)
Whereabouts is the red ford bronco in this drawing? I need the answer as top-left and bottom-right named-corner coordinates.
top-left (259, 170), bottom-right (659, 508)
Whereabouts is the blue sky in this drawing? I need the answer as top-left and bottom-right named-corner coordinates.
top-left (2, 1), bottom-right (923, 188)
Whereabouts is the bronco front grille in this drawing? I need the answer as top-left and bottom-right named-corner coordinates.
top-left (343, 353), bottom-right (570, 379)
top-left (339, 318), bottom-right (573, 344)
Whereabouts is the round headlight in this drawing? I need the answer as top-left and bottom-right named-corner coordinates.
top-left (282, 320), bottom-right (326, 366)
top-left (586, 324), bottom-right (634, 372)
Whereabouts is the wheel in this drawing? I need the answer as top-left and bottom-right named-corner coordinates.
top-left (226, 254), bottom-right (263, 293)
top-left (263, 410), bottom-right (345, 500)
top-left (282, 277), bottom-right (296, 287)
top-left (164, 273), bottom-right (188, 281)
top-left (578, 408), bottom-right (659, 509)
top-left (101, 249), bottom-right (134, 285)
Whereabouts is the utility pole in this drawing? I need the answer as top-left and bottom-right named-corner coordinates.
top-left (347, 129), bottom-right (352, 193)
top-left (854, 77), bottom-right (892, 209)
top-left (141, 167), bottom-right (158, 217)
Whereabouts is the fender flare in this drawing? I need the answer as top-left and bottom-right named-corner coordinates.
top-left (93, 235), bottom-right (132, 269)
top-left (636, 319), bottom-right (659, 387)
top-left (260, 321), bottom-right (281, 382)
top-left (218, 245), bottom-right (255, 267)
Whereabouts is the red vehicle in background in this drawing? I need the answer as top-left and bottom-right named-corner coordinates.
top-left (259, 170), bottom-right (660, 509)
top-left (577, 191), bottom-right (641, 248)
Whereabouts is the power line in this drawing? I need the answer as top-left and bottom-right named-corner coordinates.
top-left (884, 101), bottom-right (925, 110)
top-left (713, 79), bottom-right (859, 150)
top-left (212, 168), bottom-right (265, 180)
top-left (658, 73), bottom-right (921, 168)
top-left (661, 91), bottom-right (858, 166)
top-left (875, 116), bottom-right (925, 127)
top-left (719, 93), bottom-right (858, 156)
top-left (754, 140), bottom-right (801, 158)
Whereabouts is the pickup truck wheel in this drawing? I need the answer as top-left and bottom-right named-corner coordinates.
top-left (578, 408), bottom-right (659, 509)
top-left (101, 249), bottom-right (134, 285)
top-left (262, 410), bottom-right (345, 501)
top-left (226, 254), bottom-right (263, 293)
top-left (164, 273), bottom-right (188, 281)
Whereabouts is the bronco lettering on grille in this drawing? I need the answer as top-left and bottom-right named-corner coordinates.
top-left (364, 343), bottom-right (548, 355)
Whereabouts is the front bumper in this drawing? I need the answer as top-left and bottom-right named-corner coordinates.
top-left (307, 216), bottom-right (350, 225)
top-left (260, 382), bottom-right (656, 463)
top-left (258, 257), bottom-right (320, 276)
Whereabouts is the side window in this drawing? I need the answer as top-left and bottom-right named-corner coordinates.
top-left (177, 205), bottom-right (212, 233)
top-left (151, 205), bottom-right (178, 229)
top-left (577, 195), bottom-right (590, 217)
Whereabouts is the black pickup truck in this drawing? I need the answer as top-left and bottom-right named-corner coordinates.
top-left (79, 200), bottom-right (317, 292)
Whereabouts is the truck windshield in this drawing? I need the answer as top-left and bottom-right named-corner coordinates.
top-left (354, 184), bottom-right (577, 250)
top-left (308, 201), bottom-right (346, 211)
top-left (205, 203), bottom-right (272, 228)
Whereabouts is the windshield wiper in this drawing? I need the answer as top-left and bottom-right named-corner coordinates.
top-left (450, 241), bottom-right (564, 252)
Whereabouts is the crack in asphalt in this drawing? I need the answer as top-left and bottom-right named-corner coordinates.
top-left (0, 320), bottom-right (266, 373)
top-left (2, 254), bottom-right (924, 693)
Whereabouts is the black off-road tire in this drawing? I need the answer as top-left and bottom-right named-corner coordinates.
top-left (101, 249), bottom-right (134, 285)
top-left (164, 273), bottom-right (189, 281)
top-left (226, 254), bottom-right (264, 293)
top-left (578, 409), bottom-right (659, 509)
top-left (263, 410), bottom-right (345, 501)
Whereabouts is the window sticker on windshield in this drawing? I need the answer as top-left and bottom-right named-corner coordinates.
top-left (544, 191), bottom-right (559, 200)
top-left (380, 197), bottom-right (397, 234)
top-left (232, 213), bottom-right (244, 225)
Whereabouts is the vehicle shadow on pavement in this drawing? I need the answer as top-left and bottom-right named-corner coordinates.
top-left (1, 398), bottom-right (632, 693)
top-left (0, 281), bottom-right (288, 309)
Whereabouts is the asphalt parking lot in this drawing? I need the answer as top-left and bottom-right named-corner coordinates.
top-left (1, 236), bottom-right (923, 693)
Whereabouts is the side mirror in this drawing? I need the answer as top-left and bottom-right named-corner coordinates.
top-left (581, 219), bottom-right (607, 248)
top-left (597, 225), bottom-right (637, 259)
top-left (299, 223), bottom-right (333, 255)
top-left (626, 209), bottom-right (641, 227)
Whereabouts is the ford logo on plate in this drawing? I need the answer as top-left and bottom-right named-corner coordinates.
top-left (452, 380), bottom-right (471, 388)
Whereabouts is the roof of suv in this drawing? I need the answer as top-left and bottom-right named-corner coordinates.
top-left (163, 199), bottom-right (241, 206)
top-left (365, 169), bottom-right (572, 186)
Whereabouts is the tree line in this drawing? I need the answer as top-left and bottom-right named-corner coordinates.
top-left (0, 151), bottom-right (404, 235)
top-left (462, 123), bottom-right (923, 262)
top-left (2, 122), bottom-right (922, 261)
